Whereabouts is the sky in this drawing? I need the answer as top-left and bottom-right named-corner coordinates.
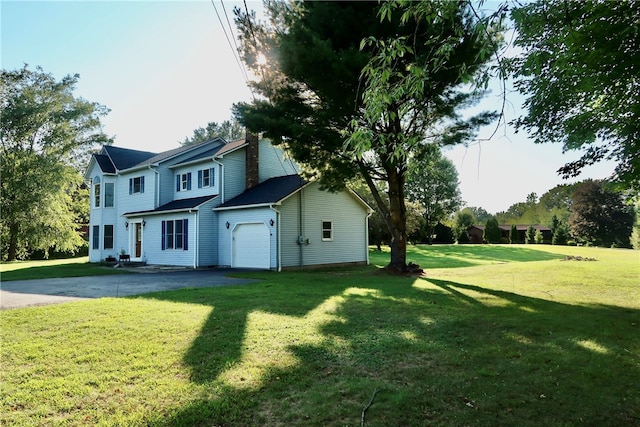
top-left (2, 0), bottom-right (617, 214)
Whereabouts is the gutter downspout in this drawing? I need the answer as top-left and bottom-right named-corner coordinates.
top-left (270, 205), bottom-right (281, 272)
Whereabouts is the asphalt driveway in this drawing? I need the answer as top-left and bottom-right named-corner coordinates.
top-left (0, 269), bottom-right (257, 310)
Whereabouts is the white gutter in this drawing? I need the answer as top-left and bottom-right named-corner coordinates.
top-left (270, 205), bottom-right (282, 272)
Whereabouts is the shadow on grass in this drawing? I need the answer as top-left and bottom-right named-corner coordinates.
top-left (370, 244), bottom-right (565, 269)
top-left (146, 272), bottom-right (640, 426)
top-left (0, 263), bottom-right (129, 281)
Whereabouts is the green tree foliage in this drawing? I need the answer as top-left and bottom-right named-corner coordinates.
top-left (631, 200), bottom-right (640, 250)
top-left (569, 180), bottom-right (634, 247)
top-left (525, 226), bottom-right (537, 244)
top-left (406, 145), bottom-right (462, 244)
top-left (1, 66), bottom-right (109, 260)
top-left (433, 223), bottom-right (455, 244)
top-left (483, 216), bottom-right (501, 244)
top-left (509, 0), bottom-right (640, 190)
top-left (453, 209), bottom-right (476, 244)
top-left (234, 1), bottom-right (500, 271)
top-left (350, 180), bottom-right (422, 250)
top-left (467, 206), bottom-right (492, 224)
top-left (509, 224), bottom-right (519, 244)
top-left (181, 119), bottom-right (244, 146)
top-left (552, 224), bottom-right (569, 246)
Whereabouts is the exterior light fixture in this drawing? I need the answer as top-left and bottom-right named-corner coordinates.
top-left (142, 220), bottom-right (146, 227)
top-left (226, 221), bottom-right (230, 229)
top-left (269, 219), bottom-right (274, 227)
top-left (125, 221), bottom-right (129, 229)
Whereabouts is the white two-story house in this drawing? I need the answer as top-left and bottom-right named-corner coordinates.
top-left (84, 134), bottom-right (372, 270)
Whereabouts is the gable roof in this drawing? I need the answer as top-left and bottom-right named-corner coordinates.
top-left (94, 154), bottom-right (116, 174)
top-left (103, 145), bottom-right (157, 170)
top-left (123, 195), bottom-right (219, 217)
top-left (216, 174), bottom-right (309, 210)
top-left (98, 138), bottom-right (230, 173)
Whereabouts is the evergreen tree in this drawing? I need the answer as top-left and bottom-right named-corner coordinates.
top-left (483, 216), bottom-right (502, 244)
top-left (552, 225), bottom-right (569, 246)
top-left (525, 225), bottom-right (537, 244)
top-left (234, 1), bottom-right (501, 271)
top-left (509, 224), bottom-right (519, 244)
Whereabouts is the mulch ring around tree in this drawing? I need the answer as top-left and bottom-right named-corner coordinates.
top-left (563, 255), bottom-right (597, 262)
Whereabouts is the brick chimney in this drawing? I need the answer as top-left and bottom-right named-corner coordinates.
top-left (245, 131), bottom-right (259, 190)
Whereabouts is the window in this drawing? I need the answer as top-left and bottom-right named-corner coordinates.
top-left (104, 225), bottom-right (114, 249)
top-left (161, 219), bottom-right (189, 250)
top-left (92, 225), bottom-right (100, 250)
top-left (129, 176), bottom-right (145, 194)
top-left (322, 220), bottom-right (333, 241)
top-left (198, 168), bottom-right (215, 188)
top-left (176, 173), bottom-right (192, 192)
top-left (104, 183), bottom-right (114, 207)
top-left (94, 184), bottom-right (101, 207)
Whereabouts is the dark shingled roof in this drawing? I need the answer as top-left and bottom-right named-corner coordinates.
top-left (124, 195), bottom-right (218, 216)
top-left (94, 154), bottom-right (116, 174)
top-left (218, 175), bottom-right (308, 209)
top-left (103, 145), bottom-right (157, 170)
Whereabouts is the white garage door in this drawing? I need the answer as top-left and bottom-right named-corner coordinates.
top-left (232, 223), bottom-right (271, 269)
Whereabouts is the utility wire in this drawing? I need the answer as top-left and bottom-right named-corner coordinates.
top-left (209, 0), bottom-right (255, 100)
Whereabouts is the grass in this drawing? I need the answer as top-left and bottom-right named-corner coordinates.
top-left (0, 257), bottom-right (128, 281)
top-left (1, 245), bottom-right (639, 426)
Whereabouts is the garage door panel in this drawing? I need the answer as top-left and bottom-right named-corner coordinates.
top-left (232, 223), bottom-right (270, 269)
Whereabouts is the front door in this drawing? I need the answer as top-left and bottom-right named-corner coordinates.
top-left (135, 223), bottom-right (142, 258)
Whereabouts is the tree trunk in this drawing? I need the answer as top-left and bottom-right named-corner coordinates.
top-left (386, 168), bottom-right (407, 272)
top-left (8, 222), bottom-right (19, 261)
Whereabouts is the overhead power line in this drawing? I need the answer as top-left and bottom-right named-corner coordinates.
top-left (209, 0), bottom-right (254, 100)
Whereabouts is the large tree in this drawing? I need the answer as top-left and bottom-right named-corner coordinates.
top-left (509, 0), bottom-right (640, 190)
top-left (405, 145), bottom-right (462, 244)
top-left (234, 1), bottom-right (500, 271)
top-left (180, 118), bottom-right (244, 146)
top-left (569, 180), bottom-right (634, 247)
top-left (1, 66), bottom-right (109, 260)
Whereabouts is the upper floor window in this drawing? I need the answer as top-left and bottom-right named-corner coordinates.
top-left (322, 220), bottom-right (333, 241)
top-left (94, 183), bottom-right (101, 207)
top-left (198, 168), bottom-right (215, 188)
top-left (93, 176), bottom-right (101, 208)
top-left (129, 176), bottom-right (145, 194)
top-left (104, 183), bottom-right (114, 207)
top-left (177, 173), bottom-right (192, 192)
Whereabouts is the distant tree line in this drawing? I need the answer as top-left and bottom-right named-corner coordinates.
top-left (450, 179), bottom-right (636, 248)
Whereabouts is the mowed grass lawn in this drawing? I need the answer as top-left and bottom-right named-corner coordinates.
top-left (1, 245), bottom-right (639, 426)
top-left (1, 257), bottom-right (128, 281)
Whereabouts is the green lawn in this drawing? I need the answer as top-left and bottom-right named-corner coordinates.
top-left (0, 257), bottom-right (128, 281)
top-left (1, 245), bottom-right (639, 426)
